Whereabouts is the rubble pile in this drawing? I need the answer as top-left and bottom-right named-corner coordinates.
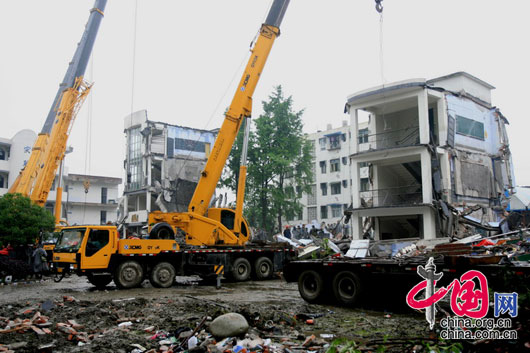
top-left (0, 293), bottom-right (429, 353)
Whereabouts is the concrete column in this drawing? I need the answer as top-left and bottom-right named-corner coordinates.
top-left (418, 90), bottom-right (430, 144)
top-left (351, 160), bottom-right (360, 208)
top-left (351, 214), bottom-right (362, 240)
top-left (437, 98), bottom-right (448, 146)
top-left (350, 108), bottom-right (359, 154)
top-left (438, 150), bottom-right (451, 202)
top-left (372, 164), bottom-right (379, 207)
top-left (421, 149), bottom-right (433, 204)
top-left (423, 208), bottom-right (437, 239)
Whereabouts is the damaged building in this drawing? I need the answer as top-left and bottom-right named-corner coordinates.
top-left (346, 72), bottom-right (515, 240)
top-left (121, 110), bottom-right (217, 234)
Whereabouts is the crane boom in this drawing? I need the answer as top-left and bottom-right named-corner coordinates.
top-left (149, 0), bottom-right (290, 246)
top-left (9, 0), bottom-right (107, 211)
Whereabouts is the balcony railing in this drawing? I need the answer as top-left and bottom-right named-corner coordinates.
top-left (360, 184), bottom-right (423, 208)
top-left (362, 126), bottom-right (420, 151)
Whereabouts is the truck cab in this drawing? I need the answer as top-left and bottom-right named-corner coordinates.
top-left (53, 225), bottom-right (118, 272)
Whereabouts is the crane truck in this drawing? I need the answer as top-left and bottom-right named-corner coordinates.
top-left (52, 0), bottom-right (295, 289)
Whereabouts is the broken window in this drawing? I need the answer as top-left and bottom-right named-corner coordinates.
top-left (321, 205), bottom-right (328, 219)
top-left (330, 182), bottom-right (341, 195)
top-left (127, 127), bottom-right (143, 191)
top-left (456, 115), bottom-right (484, 140)
top-left (320, 183), bottom-right (327, 196)
top-left (330, 159), bottom-right (340, 172)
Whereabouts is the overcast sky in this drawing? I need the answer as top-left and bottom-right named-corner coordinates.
top-left (1, 0), bottom-right (529, 186)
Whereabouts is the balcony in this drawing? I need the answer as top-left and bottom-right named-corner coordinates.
top-left (361, 126), bottom-right (420, 152)
top-left (360, 184), bottom-right (423, 208)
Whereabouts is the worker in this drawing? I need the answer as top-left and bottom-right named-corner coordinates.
top-left (32, 244), bottom-right (49, 279)
top-left (283, 225), bottom-right (292, 239)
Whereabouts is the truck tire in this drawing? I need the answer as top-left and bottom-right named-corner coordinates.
top-left (114, 261), bottom-right (144, 289)
top-left (231, 257), bottom-right (251, 281)
top-left (298, 270), bottom-right (324, 303)
top-left (149, 262), bottom-right (176, 288)
top-left (254, 257), bottom-right (273, 280)
top-left (87, 273), bottom-right (112, 289)
top-left (332, 271), bottom-right (362, 306)
top-left (149, 223), bottom-right (174, 240)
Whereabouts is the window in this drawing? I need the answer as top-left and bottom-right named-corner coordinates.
top-left (308, 207), bottom-right (317, 221)
top-left (330, 182), bottom-right (341, 195)
top-left (0, 149), bottom-right (5, 161)
top-left (320, 183), bottom-right (327, 196)
top-left (318, 138), bottom-right (326, 150)
top-left (101, 187), bottom-right (108, 204)
top-left (127, 127), bottom-right (143, 191)
top-left (358, 128), bottom-right (369, 144)
top-left (456, 115), bottom-right (484, 140)
top-left (298, 211), bottom-right (303, 221)
top-left (321, 206), bottom-right (328, 219)
top-left (307, 185), bottom-right (316, 205)
top-left (85, 229), bottom-right (109, 257)
top-left (341, 133), bottom-right (346, 142)
top-left (359, 161), bottom-right (369, 168)
top-left (319, 161), bottom-right (327, 174)
top-left (100, 210), bottom-right (107, 224)
top-left (296, 185), bottom-right (301, 196)
top-left (360, 178), bottom-right (369, 192)
top-left (342, 157), bottom-right (348, 165)
top-left (330, 159), bottom-right (340, 172)
top-left (0, 175), bottom-right (5, 188)
top-left (342, 180), bottom-right (348, 188)
top-left (331, 205), bottom-right (342, 218)
top-left (329, 135), bottom-right (340, 149)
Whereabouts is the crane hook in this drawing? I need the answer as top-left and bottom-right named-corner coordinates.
top-left (375, 0), bottom-right (383, 13)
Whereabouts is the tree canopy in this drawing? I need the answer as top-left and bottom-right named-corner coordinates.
top-left (221, 85), bottom-right (313, 235)
top-left (0, 193), bottom-right (55, 247)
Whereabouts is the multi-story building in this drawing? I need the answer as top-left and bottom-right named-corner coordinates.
top-left (289, 121), bottom-right (369, 227)
top-left (1, 130), bottom-right (121, 225)
top-left (346, 72), bottom-right (514, 240)
top-left (0, 130), bottom-right (37, 196)
top-left (121, 110), bottom-right (216, 235)
top-left (62, 173), bottom-right (121, 225)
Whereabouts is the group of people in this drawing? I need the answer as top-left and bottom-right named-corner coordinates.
top-left (0, 243), bottom-right (50, 279)
top-left (282, 220), bottom-right (350, 240)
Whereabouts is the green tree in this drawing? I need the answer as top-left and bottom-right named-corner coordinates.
top-left (0, 193), bottom-right (55, 246)
top-left (248, 85), bottom-right (313, 234)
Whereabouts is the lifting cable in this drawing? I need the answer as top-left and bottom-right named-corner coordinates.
top-left (82, 56), bottom-right (94, 223)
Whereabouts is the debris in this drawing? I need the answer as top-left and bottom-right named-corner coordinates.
top-left (345, 240), bottom-right (370, 258)
top-left (302, 334), bottom-right (316, 347)
top-left (40, 300), bottom-right (56, 312)
top-left (118, 321), bottom-right (133, 328)
top-left (305, 319), bottom-right (314, 325)
top-left (188, 335), bottom-right (198, 349)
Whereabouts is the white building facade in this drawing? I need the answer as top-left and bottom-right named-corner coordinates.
top-left (1, 130), bottom-right (121, 225)
top-left (346, 72), bottom-right (514, 240)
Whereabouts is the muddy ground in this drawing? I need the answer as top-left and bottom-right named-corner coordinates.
top-left (0, 276), bottom-right (526, 352)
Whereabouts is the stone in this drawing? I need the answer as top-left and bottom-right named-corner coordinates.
top-left (209, 313), bottom-right (249, 338)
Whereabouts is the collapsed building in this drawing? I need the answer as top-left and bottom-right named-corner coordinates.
top-left (120, 110), bottom-right (217, 235)
top-left (346, 72), bottom-right (515, 240)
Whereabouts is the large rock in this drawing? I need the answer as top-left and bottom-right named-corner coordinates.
top-left (209, 313), bottom-right (249, 338)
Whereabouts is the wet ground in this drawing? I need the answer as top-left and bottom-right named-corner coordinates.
top-left (1, 275), bottom-right (525, 352)
top-left (0, 275), bottom-right (439, 352)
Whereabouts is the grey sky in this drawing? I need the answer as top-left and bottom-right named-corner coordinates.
top-left (1, 1), bottom-right (529, 185)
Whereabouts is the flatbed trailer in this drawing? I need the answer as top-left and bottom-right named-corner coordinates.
top-left (283, 255), bottom-right (530, 306)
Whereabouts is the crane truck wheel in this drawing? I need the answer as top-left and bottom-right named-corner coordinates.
top-left (298, 270), bottom-right (324, 303)
top-left (149, 223), bottom-right (174, 240)
top-left (149, 262), bottom-right (176, 288)
top-left (332, 271), bottom-right (362, 306)
top-left (114, 261), bottom-right (144, 289)
top-left (86, 273), bottom-right (112, 289)
top-left (231, 257), bottom-right (251, 281)
top-left (254, 257), bottom-right (273, 280)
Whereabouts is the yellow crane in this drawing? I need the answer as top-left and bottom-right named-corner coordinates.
top-left (148, 0), bottom-right (290, 247)
top-left (8, 0), bottom-right (106, 226)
